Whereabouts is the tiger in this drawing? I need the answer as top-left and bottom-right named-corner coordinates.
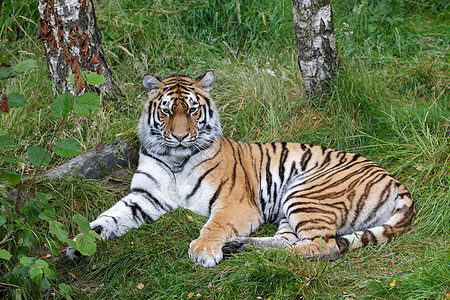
top-left (66, 71), bottom-right (415, 267)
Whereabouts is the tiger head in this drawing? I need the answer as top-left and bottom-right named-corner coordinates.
top-left (138, 71), bottom-right (222, 161)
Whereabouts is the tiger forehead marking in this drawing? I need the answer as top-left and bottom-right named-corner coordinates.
top-left (159, 76), bottom-right (200, 113)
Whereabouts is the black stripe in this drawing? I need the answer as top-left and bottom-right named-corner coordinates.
top-left (203, 96), bottom-right (214, 119)
top-left (224, 138), bottom-right (238, 189)
top-left (140, 147), bottom-right (173, 172)
top-left (288, 206), bottom-right (336, 217)
top-left (300, 148), bottom-right (312, 171)
top-left (294, 219), bottom-right (333, 233)
top-left (299, 164), bottom-right (379, 196)
top-left (271, 142), bottom-right (276, 152)
top-left (279, 142), bottom-right (288, 184)
top-left (287, 161), bottom-right (299, 182)
top-left (186, 162), bottom-right (221, 199)
top-left (364, 179), bottom-right (394, 224)
top-left (192, 146), bottom-right (222, 169)
top-left (320, 150), bottom-right (332, 168)
top-left (265, 147), bottom-right (272, 204)
top-left (236, 142), bottom-right (256, 207)
top-left (394, 204), bottom-right (415, 228)
top-left (276, 231), bottom-right (297, 236)
top-left (350, 173), bottom-right (390, 228)
top-left (360, 230), bottom-right (371, 246)
top-left (131, 188), bottom-right (172, 212)
top-left (336, 236), bottom-right (350, 252)
top-left (255, 143), bottom-right (266, 220)
top-left (124, 201), bottom-right (154, 223)
top-left (381, 224), bottom-right (395, 240)
top-left (398, 192), bottom-right (411, 198)
top-left (135, 170), bottom-right (159, 184)
top-left (208, 179), bottom-right (228, 214)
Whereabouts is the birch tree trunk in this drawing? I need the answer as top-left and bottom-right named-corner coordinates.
top-left (38, 0), bottom-right (118, 97)
top-left (292, 0), bottom-right (338, 98)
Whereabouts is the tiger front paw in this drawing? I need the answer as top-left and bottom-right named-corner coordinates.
top-left (188, 238), bottom-right (223, 267)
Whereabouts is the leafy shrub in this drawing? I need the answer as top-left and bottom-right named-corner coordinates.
top-left (0, 63), bottom-right (103, 299)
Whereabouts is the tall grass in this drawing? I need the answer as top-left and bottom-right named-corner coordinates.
top-left (1, 0), bottom-right (449, 298)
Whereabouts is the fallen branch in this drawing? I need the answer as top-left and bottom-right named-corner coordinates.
top-left (40, 137), bottom-right (138, 180)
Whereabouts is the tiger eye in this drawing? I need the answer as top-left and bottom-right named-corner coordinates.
top-left (161, 108), bottom-right (171, 115)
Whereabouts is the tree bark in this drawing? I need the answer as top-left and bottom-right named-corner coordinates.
top-left (38, 0), bottom-right (118, 97)
top-left (292, 0), bottom-right (338, 98)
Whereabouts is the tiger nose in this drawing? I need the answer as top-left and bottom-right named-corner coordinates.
top-left (172, 132), bottom-right (189, 142)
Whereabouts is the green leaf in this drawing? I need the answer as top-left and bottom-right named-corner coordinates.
top-left (19, 228), bottom-right (38, 247)
top-left (7, 92), bottom-right (28, 108)
top-left (36, 192), bottom-right (52, 204)
top-left (0, 135), bottom-right (14, 150)
top-left (85, 72), bottom-right (105, 85)
top-left (0, 249), bottom-right (12, 260)
top-left (0, 64), bottom-right (17, 80)
top-left (51, 92), bottom-right (73, 118)
top-left (44, 239), bottom-right (60, 256)
top-left (22, 201), bottom-right (41, 221)
top-left (14, 59), bottom-right (37, 73)
top-left (73, 92), bottom-right (100, 116)
top-left (75, 234), bottom-right (96, 256)
top-left (1, 170), bottom-right (21, 186)
top-left (30, 266), bottom-right (43, 283)
top-left (19, 256), bottom-right (33, 267)
top-left (87, 229), bottom-right (99, 240)
top-left (69, 73), bottom-right (76, 85)
top-left (52, 138), bottom-right (82, 158)
top-left (13, 264), bottom-right (29, 276)
top-left (72, 214), bottom-right (91, 234)
top-left (15, 157), bottom-right (28, 164)
top-left (0, 214), bottom-right (6, 226)
top-left (34, 259), bottom-right (48, 269)
top-left (67, 239), bottom-right (77, 249)
top-left (27, 145), bottom-right (51, 167)
top-left (38, 209), bottom-right (56, 221)
top-left (35, 259), bottom-right (48, 269)
top-left (59, 283), bottom-right (72, 298)
top-left (1, 156), bottom-right (19, 166)
top-left (43, 266), bottom-right (53, 279)
top-left (48, 220), bottom-right (69, 242)
top-left (40, 277), bottom-right (50, 290)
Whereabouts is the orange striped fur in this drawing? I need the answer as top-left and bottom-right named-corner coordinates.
top-left (67, 71), bottom-right (415, 267)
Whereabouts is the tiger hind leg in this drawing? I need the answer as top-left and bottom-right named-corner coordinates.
top-left (284, 198), bottom-right (342, 261)
top-left (291, 237), bottom-right (341, 261)
top-left (222, 218), bottom-right (300, 255)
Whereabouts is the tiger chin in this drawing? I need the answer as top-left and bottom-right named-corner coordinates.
top-left (66, 71), bottom-right (415, 267)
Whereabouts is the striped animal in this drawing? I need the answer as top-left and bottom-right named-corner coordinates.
top-left (66, 71), bottom-right (415, 267)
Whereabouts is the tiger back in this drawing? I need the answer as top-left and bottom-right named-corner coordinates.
top-left (66, 71), bottom-right (415, 267)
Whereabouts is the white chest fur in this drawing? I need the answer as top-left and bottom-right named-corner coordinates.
top-left (131, 152), bottom-right (215, 217)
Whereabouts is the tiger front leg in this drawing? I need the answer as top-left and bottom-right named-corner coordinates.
top-left (188, 204), bottom-right (262, 267)
top-left (67, 190), bottom-right (176, 260)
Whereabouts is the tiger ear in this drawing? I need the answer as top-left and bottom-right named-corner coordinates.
top-left (143, 75), bottom-right (161, 94)
top-left (196, 70), bottom-right (214, 93)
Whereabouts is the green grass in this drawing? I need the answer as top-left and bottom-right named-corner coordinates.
top-left (1, 0), bottom-right (449, 299)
